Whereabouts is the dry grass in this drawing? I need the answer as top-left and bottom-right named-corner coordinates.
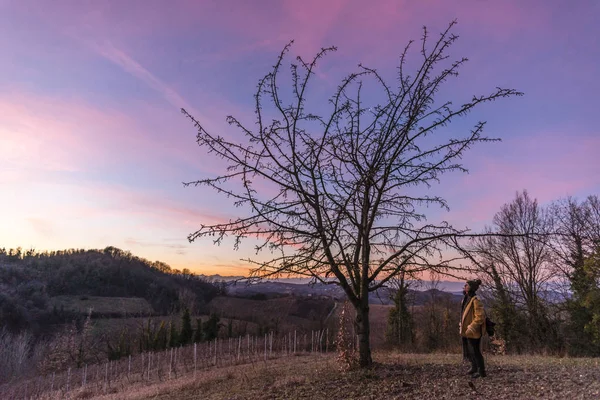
top-left (207, 296), bottom-right (334, 334)
top-left (368, 304), bottom-right (392, 347)
top-left (54, 351), bottom-right (600, 400)
top-left (77, 354), bottom-right (331, 400)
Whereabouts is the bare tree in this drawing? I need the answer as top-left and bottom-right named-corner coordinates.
top-left (550, 195), bottom-right (600, 354)
top-left (550, 195), bottom-right (600, 286)
top-left (461, 191), bottom-right (558, 351)
top-left (182, 21), bottom-right (521, 367)
top-left (423, 272), bottom-right (443, 350)
top-left (178, 288), bottom-right (198, 315)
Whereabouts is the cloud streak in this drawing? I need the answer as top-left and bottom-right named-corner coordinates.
top-left (92, 40), bottom-right (195, 112)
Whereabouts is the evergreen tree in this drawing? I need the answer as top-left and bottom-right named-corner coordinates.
top-left (168, 321), bottom-right (179, 348)
top-left (227, 319), bottom-right (233, 338)
top-left (180, 308), bottom-right (193, 345)
top-left (202, 313), bottom-right (220, 342)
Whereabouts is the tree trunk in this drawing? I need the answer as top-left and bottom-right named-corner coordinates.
top-left (355, 302), bottom-right (372, 368)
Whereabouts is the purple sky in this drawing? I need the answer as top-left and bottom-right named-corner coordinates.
top-left (1, 0), bottom-right (598, 275)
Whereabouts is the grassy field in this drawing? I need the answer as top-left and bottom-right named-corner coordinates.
top-left (50, 296), bottom-right (153, 316)
top-left (68, 351), bottom-right (600, 400)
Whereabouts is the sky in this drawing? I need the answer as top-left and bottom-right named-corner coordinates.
top-left (1, 0), bottom-right (598, 276)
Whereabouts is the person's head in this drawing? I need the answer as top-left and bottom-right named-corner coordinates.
top-left (464, 279), bottom-right (482, 295)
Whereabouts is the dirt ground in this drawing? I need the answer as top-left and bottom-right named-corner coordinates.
top-left (83, 351), bottom-right (600, 400)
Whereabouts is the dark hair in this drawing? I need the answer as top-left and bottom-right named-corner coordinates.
top-left (466, 279), bottom-right (482, 293)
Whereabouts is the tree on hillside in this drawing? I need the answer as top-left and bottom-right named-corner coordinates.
top-left (182, 21), bottom-right (522, 367)
top-left (550, 196), bottom-right (600, 294)
top-left (582, 247), bottom-right (600, 344)
top-left (168, 321), bottom-right (179, 348)
top-left (202, 313), bottom-right (220, 342)
top-left (385, 271), bottom-right (414, 347)
top-left (180, 308), bottom-right (193, 345)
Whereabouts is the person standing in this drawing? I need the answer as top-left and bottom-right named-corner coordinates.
top-left (460, 279), bottom-right (486, 378)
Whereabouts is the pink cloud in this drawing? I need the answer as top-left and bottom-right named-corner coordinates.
top-left (0, 94), bottom-right (193, 194)
top-left (15, 0), bottom-right (554, 56)
top-left (10, 0), bottom-right (555, 108)
top-left (0, 93), bottom-right (129, 175)
top-left (278, 0), bottom-right (346, 56)
top-left (437, 1), bottom-right (551, 40)
top-left (71, 181), bottom-right (232, 228)
top-left (442, 132), bottom-right (600, 227)
top-left (0, 90), bottom-right (224, 183)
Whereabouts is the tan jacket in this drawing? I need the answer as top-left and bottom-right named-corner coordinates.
top-left (460, 296), bottom-right (485, 339)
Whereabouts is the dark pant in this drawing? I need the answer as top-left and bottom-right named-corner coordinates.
top-left (462, 337), bottom-right (485, 374)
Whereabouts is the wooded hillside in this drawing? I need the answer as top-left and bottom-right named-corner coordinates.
top-left (0, 246), bottom-right (219, 335)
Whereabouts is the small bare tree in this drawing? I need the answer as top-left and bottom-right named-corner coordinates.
top-left (182, 21), bottom-right (521, 367)
top-left (385, 270), bottom-right (415, 348)
top-left (460, 191), bottom-right (558, 351)
top-left (550, 196), bottom-right (600, 287)
top-left (0, 329), bottom-right (33, 383)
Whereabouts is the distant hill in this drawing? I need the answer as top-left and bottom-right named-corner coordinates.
top-left (225, 281), bottom-right (463, 306)
top-left (204, 274), bottom-right (467, 293)
top-left (0, 246), bottom-right (219, 334)
top-left (211, 275), bottom-right (566, 305)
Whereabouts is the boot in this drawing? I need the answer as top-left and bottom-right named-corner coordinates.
top-left (471, 369), bottom-right (486, 379)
